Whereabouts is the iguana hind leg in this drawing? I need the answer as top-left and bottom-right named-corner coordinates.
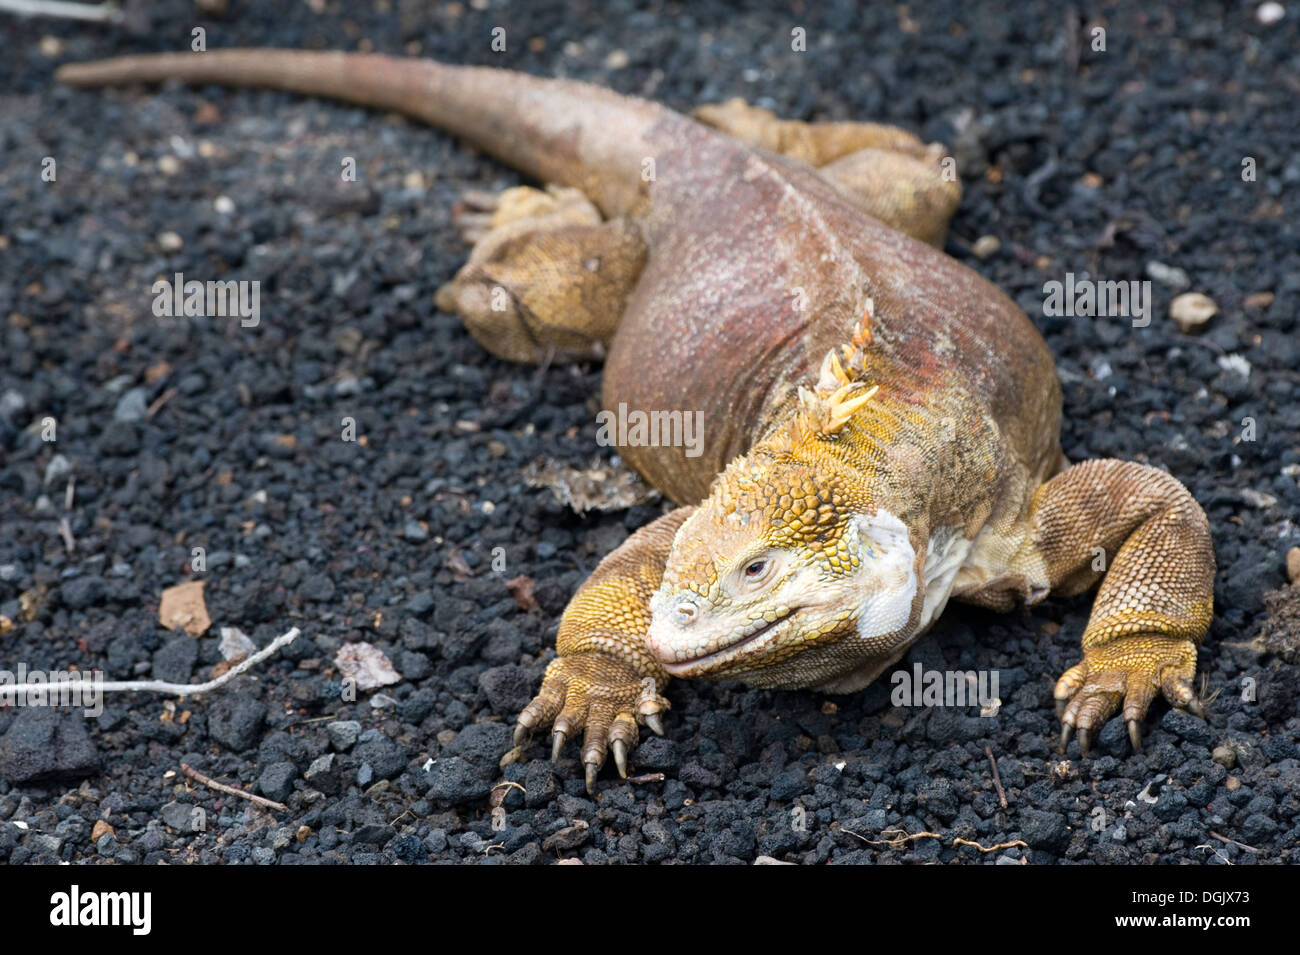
top-left (435, 185), bottom-right (646, 364)
top-left (693, 97), bottom-right (959, 246)
top-left (815, 147), bottom-right (960, 247)
top-left (1016, 459), bottom-right (1215, 754)
top-left (505, 507), bottom-right (693, 792)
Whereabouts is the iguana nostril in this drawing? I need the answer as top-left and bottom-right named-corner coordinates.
top-left (672, 599), bottom-right (697, 628)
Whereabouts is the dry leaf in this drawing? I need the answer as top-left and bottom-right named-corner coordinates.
top-left (506, 575), bottom-right (540, 613)
top-left (90, 820), bottom-right (115, 842)
top-left (335, 642), bottom-right (401, 691)
top-left (159, 580), bottom-right (211, 636)
top-left (523, 457), bottom-right (659, 515)
top-left (218, 626), bottom-right (256, 660)
top-left (445, 548), bottom-right (472, 582)
top-left (145, 361), bottom-right (172, 384)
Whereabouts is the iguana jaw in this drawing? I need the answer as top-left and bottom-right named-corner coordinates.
top-left (653, 605), bottom-right (806, 676)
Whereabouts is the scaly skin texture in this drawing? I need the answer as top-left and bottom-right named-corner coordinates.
top-left (58, 50), bottom-right (1214, 793)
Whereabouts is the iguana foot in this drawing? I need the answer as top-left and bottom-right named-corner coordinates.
top-left (449, 184), bottom-right (598, 244)
top-left (1054, 634), bottom-right (1204, 756)
top-left (504, 652), bottom-right (669, 793)
top-left (435, 183), bottom-right (646, 364)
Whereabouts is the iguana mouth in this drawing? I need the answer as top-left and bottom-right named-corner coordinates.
top-left (662, 607), bottom-right (801, 673)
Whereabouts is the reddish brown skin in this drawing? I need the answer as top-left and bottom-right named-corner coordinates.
top-left (608, 118), bottom-right (1061, 504)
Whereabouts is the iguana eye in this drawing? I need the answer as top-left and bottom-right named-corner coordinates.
top-left (738, 557), bottom-right (779, 591)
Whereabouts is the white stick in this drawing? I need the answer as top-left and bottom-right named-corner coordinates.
top-left (0, 0), bottom-right (122, 22)
top-left (1, 628), bottom-right (300, 699)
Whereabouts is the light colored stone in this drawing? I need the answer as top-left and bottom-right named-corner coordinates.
top-left (1170, 292), bottom-right (1217, 332)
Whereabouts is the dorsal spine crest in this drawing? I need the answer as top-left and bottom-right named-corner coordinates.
top-left (792, 299), bottom-right (878, 443)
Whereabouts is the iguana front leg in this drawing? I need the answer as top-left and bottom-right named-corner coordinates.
top-left (508, 507), bottom-right (692, 791)
top-left (1020, 459), bottom-right (1215, 754)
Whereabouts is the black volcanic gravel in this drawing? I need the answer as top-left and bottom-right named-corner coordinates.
top-left (0, 1), bottom-right (1297, 865)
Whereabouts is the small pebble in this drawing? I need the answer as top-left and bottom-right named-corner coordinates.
top-left (1169, 292), bottom-right (1217, 332)
top-left (1257, 2), bottom-right (1285, 26)
top-left (1145, 260), bottom-right (1190, 290)
top-left (1211, 745), bottom-right (1237, 769)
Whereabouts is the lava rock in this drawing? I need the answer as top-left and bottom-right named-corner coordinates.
top-left (442, 721), bottom-right (512, 772)
top-left (1016, 808), bottom-right (1069, 853)
top-left (258, 761), bottom-right (298, 802)
top-left (152, 636), bottom-right (198, 683)
top-left (207, 695), bottom-right (268, 751)
top-left (0, 709), bottom-right (100, 782)
top-left (326, 720), bottom-right (361, 751)
top-left (60, 575), bottom-right (108, 610)
top-left (426, 756), bottom-right (491, 806)
top-left (479, 665), bottom-right (532, 713)
top-left (304, 753), bottom-right (343, 794)
top-left (353, 734), bottom-right (406, 780)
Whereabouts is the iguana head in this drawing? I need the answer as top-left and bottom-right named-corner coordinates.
top-left (646, 443), bottom-right (920, 689)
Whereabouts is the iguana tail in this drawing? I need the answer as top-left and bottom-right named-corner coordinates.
top-left (56, 49), bottom-right (671, 218)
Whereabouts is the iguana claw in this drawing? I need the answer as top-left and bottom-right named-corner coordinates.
top-left (612, 739), bottom-right (629, 778)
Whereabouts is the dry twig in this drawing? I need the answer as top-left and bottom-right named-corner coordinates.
top-left (0, 0), bottom-right (122, 22)
top-left (953, 837), bottom-right (1028, 853)
top-left (181, 762), bottom-right (287, 812)
top-left (985, 745), bottom-right (1008, 808)
top-left (0, 627), bottom-right (299, 698)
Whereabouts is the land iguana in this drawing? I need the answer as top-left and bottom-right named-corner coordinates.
top-left (57, 51), bottom-right (1214, 792)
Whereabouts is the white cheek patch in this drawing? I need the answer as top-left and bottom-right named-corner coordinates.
top-left (847, 509), bottom-right (918, 640)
